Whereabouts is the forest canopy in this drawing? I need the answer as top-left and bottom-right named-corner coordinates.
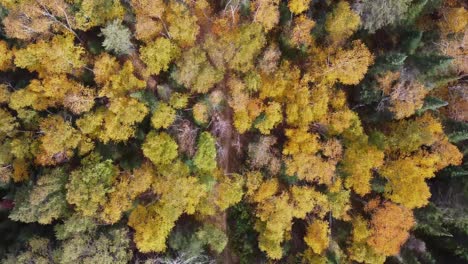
top-left (0, 0), bottom-right (467, 263)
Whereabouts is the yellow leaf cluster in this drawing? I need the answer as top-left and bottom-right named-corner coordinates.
top-left (343, 137), bottom-right (384, 196)
top-left (100, 162), bottom-right (153, 224)
top-left (290, 15), bottom-right (316, 47)
top-left (255, 102), bottom-right (282, 134)
top-left (325, 1), bottom-right (360, 43)
top-left (151, 103), bottom-right (176, 129)
top-left (288, 0), bottom-right (311, 14)
top-left (35, 116), bottom-right (82, 166)
top-left (95, 56), bottom-right (146, 98)
top-left (304, 220), bottom-right (330, 254)
top-left (10, 76), bottom-right (95, 114)
top-left (129, 161), bottom-right (207, 252)
top-left (252, 0), bottom-right (280, 31)
top-left (14, 34), bottom-right (85, 78)
top-left (0, 41), bottom-right (13, 71)
top-left (77, 97), bottom-right (148, 143)
top-left (141, 38), bottom-right (180, 75)
top-left (367, 202), bottom-right (415, 256)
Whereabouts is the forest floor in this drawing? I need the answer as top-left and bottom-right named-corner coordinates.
top-left (210, 82), bottom-right (241, 264)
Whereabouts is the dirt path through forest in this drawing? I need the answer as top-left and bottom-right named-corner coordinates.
top-left (210, 81), bottom-right (241, 264)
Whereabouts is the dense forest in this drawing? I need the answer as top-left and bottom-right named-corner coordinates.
top-left (0, 0), bottom-right (466, 263)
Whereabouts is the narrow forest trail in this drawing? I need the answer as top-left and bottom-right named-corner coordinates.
top-left (211, 81), bottom-right (241, 264)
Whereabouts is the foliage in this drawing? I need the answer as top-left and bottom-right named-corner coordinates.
top-left (342, 137), bottom-right (384, 196)
top-left (0, 1), bottom-right (465, 263)
top-left (66, 154), bottom-right (117, 217)
top-left (252, 0), bottom-right (280, 31)
top-left (2, 237), bottom-right (55, 264)
top-left (14, 34), bottom-right (85, 78)
top-left (0, 41), bottom-right (13, 71)
top-left (142, 131), bottom-right (179, 166)
top-left (35, 115), bottom-right (83, 166)
top-left (376, 70), bottom-right (428, 119)
top-left (193, 132), bottom-right (217, 173)
top-left (151, 103), bottom-right (176, 129)
top-left (254, 102), bottom-right (282, 134)
top-left (325, 1), bottom-right (360, 43)
top-left (10, 75), bottom-right (95, 114)
top-left (309, 40), bottom-right (374, 85)
top-left (141, 37), bottom-right (180, 75)
top-left (9, 168), bottom-right (68, 224)
top-left (367, 201), bottom-right (415, 256)
top-left (101, 20), bottom-right (133, 55)
top-left (74, 0), bottom-right (125, 30)
top-left (173, 47), bottom-right (223, 94)
top-left (56, 227), bottom-right (133, 264)
top-left (96, 59), bottom-right (146, 98)
top-left (195, 224), bottom-right (228, 254)
top-left (288, 0), bottom-right (311, 14)
top-left (355, 0), bottom-right (412, 33)
top-left (304, 220), bottom-right (330, 254)
top-left (100, 162), bottom-right (153, 223)
top-left (290, 15), bottom-right (316, 47)
top-left (128, 161), bottom-right (207, 252)
top-left (77, 97), bottom-right (148, 143)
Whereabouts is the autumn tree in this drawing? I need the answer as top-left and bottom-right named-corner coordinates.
top-left (290, 15), bottom-right (316, 47)
top-left (9, 75), bottom-right (95, 114)
top-left (195, 224), bottom-right (228, 254)
top-left (100, 162), bottom-right (153, 224)
top-left (142, 131), bottom-right (179, 166)
top-left (0, 41), bottom-right (13, 71)
top-left (251, 0), bottom-right (280, 31)
top-left (141, 38), bottom-right (180, 75)
top-left (56, 227), bottom-right (133, 264)
top-left (73, 0), bottom-right (125, 30)
top-left (173, 47), bottom-right (223, 94)
top-left (77, 97), bottom-right (148, 143)
top-left (288, 0), bottom-right (311, 14)
top-left (348, 216), bottom-right (386, 264)
top-left (194, 132), bottom-right (217, 173)
top-left (66, 153), bottom-right (117, 217)
top-left (94, 56), bottom-right (146, 98)
top-left (128, 160), bottom-right (207, 252)
top-left (1, 0), bottom-right (78, 40)
top-left (248, 136), bottom-right (281, 175)
top-left (325, 1), bottom-right (360, 44)
top-left (204, 23), bottom-right (266, 73)
top-left (35, 115), bottom-right (83, 165)
top-left (367, 201), bottom-right (415, 256)
top-left (0, 108), bottom-right (17, 140)
top-left (151, 102), bottom-right (177, 129)
top-left (318, 40), bottom-right (374, 85)
top-left (437, 7), bottom-right (468, 35)
top-left (14, 34), bottom-right (85, 77)
top-left (2, 237), bottom-right (55, 264)
top-left (304, 220), bottom-right (330, 255)
top-left (9, 168), bottom-right (68, 224)
top-left (254, 102), bottom-right (282, 135)
top-left (342, 136), bottom-right (384, 196)
top-left (376, 70), bottom-right (428, 119)
top-left (379, 113), bottom-right (462, 208)
top-left (355, 0), bottom-right (412, 33)
top-left (254, 193), bottom-right (294, 259)
top-left (101, 20), bottom-right (133, 55)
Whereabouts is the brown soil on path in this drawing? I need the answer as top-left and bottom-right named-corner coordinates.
top-left (209, 82), bottom-right (243, 264)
